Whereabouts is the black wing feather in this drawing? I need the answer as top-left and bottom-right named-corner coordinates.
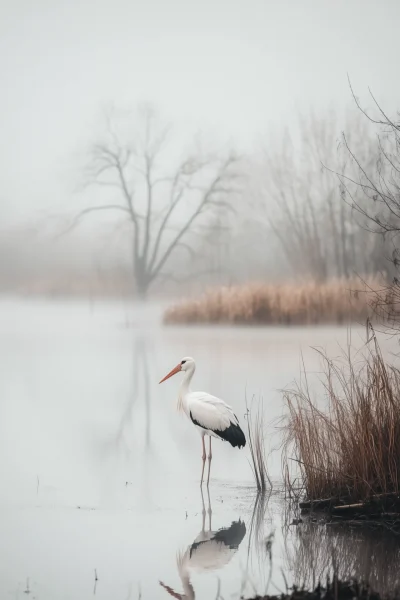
top-left (190, 411), bottom-right (246, 448)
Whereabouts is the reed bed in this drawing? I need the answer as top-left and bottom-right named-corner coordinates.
top-left (283, 329), bottom-right (400, 508)
top-left (163, 277), bottom-right (382, 326)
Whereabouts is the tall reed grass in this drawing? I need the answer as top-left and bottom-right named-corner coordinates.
top-left (163, 277), bottom-right (382, 326)
top-left (246, 397), bottom-right (271, 492)
top-left (283, 326), bottom-right (400, 504)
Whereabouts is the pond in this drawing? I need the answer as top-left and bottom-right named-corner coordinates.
top-left (0, 297), bottom-right (399, 599)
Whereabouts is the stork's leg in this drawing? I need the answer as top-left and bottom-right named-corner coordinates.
top-left (200, 435), bottom-right (206, 486)
top-left (206, 436), bottom-right (213, 487)
top-left (200, 486), bottom-right (206, 532)
top-left (206, 482), bottom-right (212, 530)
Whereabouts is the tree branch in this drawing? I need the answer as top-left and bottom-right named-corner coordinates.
top-left (156, 267), bottom-right (221, 287)
top-left (147, 159), bottom-right (214, 272)
top-left (149, 155), bottom-right (238, 281)
top-left (57, 205), bottom-right (131, 237)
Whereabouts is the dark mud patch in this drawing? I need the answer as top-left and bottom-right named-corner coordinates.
top-left (244, 579), bottom-right (400, 600)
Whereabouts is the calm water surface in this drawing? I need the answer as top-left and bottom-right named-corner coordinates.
top-left (0, 297), bottom-right (399, 599)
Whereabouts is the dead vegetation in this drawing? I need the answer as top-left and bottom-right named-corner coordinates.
top-left (246, 397), bottom-right (271, 493)
top-left (283, 324), bottom-right (400, 521)
top-left (244, 579), bottom-right (400, 600)
top-left (163, 277), bottom-right (383, 326)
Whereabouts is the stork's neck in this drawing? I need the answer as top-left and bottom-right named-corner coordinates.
top-left (181, 364), bottom-right (195, 393)
top-left (178, 364), bottom-right (195, 412)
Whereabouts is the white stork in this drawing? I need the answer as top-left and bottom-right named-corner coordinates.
top-left (160, 489), bottom-right (246, 599)
top-left (159, 357), bottom-right (246, 486)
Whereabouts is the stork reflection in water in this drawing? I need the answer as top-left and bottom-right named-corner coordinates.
top-left (160, 488), bottom-right (246, 599)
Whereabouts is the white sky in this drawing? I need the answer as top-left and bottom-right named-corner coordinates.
top-left (0, 0), bottom-right (399, 226)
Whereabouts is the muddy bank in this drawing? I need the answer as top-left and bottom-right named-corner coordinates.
top-left (244, 579), bottom-right (400, 600)
top-left (299, 493), bottom-right (400, 531)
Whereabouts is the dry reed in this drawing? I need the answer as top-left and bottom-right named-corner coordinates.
top-left (283, 328), bottom-right (400, 504)
top-left (246, 396), bottom-right (271, 492)
top-left (163, 277), bottom-right (383, 326)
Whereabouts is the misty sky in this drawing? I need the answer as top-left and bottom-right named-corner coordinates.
top-left (1, 0), bottom-right (399, 226)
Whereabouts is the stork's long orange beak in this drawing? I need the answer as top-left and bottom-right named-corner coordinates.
top-left (159, 363), bottom-right (181, 384)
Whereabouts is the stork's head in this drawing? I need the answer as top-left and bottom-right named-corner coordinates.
top-left (159, 357), bottom-right (195, 383)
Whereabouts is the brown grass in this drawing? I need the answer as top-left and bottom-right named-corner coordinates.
top-left (283, 328), bottom-right (400, 504)
top-left (163, 277), bottom-right (383, 326)
top-left (246, 397), bottom-right (271, 492)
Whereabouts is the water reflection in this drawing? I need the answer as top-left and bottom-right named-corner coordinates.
top-left (115, 335), bottom-right (152, 456)
top-left (286, 520), bottom-right (400, 594)
top-left (5, 300), bottom-right (400, 598)
top-left (247, 492), bottom-right (274, 568)
top-left (160, 488), bottom-right (246, 599)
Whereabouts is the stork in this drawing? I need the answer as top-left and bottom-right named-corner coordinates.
top-left (159, 357), bottom-right (246, 486)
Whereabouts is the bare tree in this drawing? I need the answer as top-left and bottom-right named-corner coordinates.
top-left (335, 84), bottom-right (400, 325)
top-left (256, 111), bottom-right (379, 281)
top-left (338, 84), bottom-right (400, 243)
top-left (68, 106), bottom-right (240, 297)
top-left (262, 126), bottom-right (328, 281)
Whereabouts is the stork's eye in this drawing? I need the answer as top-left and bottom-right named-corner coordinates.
top-left (181, 360), bottom-right (186, 365)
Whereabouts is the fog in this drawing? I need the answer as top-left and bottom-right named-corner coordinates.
top-left (1, 0), bottom-right (399, 241)
top-left (0, 0), bottom-right (398, 334)
top-left (2, 2), bottom-right (400, 598)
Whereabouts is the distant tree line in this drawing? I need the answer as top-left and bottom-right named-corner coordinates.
top-left (19, 90), bottom-right (399, 300)
top-left (255, 110), bottom-right (391, 282)
top-left (335, 85), bottom-right (400, 328)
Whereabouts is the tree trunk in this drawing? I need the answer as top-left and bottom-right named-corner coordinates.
top-left (136, 284), bottom-right (148, 299)
top-left (134, 255), bottom-right (149, 299)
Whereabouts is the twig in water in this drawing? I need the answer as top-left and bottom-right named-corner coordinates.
top-left (93, 569), bottom-right (98, 595)
top-left (214, 577), bottom-right (222, 600)
top-left (24, 577), bottom-right (30, 594)
top-left (264, 531), bottom-right (275, 596)
top-left (281, 568), bottom-right (289, 593)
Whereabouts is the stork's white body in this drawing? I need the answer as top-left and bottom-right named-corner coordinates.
top-left (159, 357), bottom-right (246, 486)
top-left (179, 389), bottom-right (243, 440)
